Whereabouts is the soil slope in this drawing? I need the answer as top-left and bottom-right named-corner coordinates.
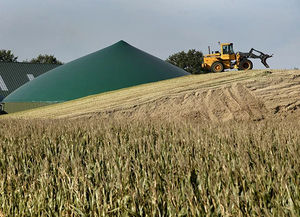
top-left (2, 69), bottom-right (300, 122)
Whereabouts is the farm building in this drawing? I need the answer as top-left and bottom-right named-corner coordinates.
top-left (2, 40), bottom-right (189, 113)
top-left (0, 62), bottom-right (61, 102)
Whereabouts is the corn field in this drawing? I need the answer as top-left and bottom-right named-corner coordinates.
top-left (0, 118), bottom-right (299, 216)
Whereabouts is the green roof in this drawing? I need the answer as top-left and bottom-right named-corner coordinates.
top-left (0, 62), bottom-right (60, 101)
top-left (3, 41), bottom-right (189, 112)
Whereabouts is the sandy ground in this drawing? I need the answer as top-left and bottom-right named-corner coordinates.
top-left (3, 69), bottom-right (300, 122)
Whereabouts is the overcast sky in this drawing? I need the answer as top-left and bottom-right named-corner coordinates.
top-left (1, 0), bottom-right (299, 69)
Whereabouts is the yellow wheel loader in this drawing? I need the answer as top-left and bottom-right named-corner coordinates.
top-left (202, 43), bottom-right (273, 73)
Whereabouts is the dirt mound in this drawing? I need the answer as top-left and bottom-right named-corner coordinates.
top-left (90, 70), bottom-right (300, 122)
top-left (89, 82), bottom-right (267, 122)
top-left (3, 69), bottom-right (300, 122)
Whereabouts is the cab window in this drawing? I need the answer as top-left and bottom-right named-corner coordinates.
top-left (229, 44), bottom-right (234, 54)
top-left (223, 44), bottom-right (234, 54)
top-left (223, 45), bottom-right (229, 54)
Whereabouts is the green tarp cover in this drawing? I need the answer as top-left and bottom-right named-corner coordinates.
top-left (3, 41), bottom-right (189, 104)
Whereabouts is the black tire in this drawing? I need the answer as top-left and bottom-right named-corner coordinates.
top-left (211, 61), bottom-right (224, 73)
top-left (0, 110), bottom-right (7, 115)
top-left (238, 59), bottom-right (253, 71)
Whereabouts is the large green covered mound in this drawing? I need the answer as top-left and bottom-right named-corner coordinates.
top-left (3, 41), bottom-right (189, 113)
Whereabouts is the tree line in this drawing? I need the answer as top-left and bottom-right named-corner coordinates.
top-left (0, 49), bottom-right (63, 64)
top-left (166, 49), bottom-right (204, 74)
top-left (1, 48), bottom-right (205, 73)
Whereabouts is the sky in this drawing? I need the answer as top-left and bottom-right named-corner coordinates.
top-left (0, 0), bottom-right (299, 69)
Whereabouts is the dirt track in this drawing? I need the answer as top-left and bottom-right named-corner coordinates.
top-left (3, 69), bottom-right (300, 122)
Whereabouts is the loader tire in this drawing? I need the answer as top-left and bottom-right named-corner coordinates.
top-left (211, 61), bottom-right (224, 73)
top-left (238, 59), bottom-right (253, 71)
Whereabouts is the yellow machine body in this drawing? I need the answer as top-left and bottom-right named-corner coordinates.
top-left (202, 43), bottom-right (237, 72)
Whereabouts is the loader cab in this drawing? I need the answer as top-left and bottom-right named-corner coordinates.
top-left (221, 43), bottom-right (236, 61)
top-left (221, 43), bottom-right (234, 55)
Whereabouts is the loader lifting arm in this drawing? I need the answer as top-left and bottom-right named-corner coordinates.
top-left (238, 48), bottom-right (273, 68)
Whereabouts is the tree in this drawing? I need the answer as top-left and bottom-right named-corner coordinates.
top-left (29, 54), bottom-right (63, 64)
top-left (166, 49), bottom-right (204, 74)
top-left (0, 50), bottom-right (18, 62)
